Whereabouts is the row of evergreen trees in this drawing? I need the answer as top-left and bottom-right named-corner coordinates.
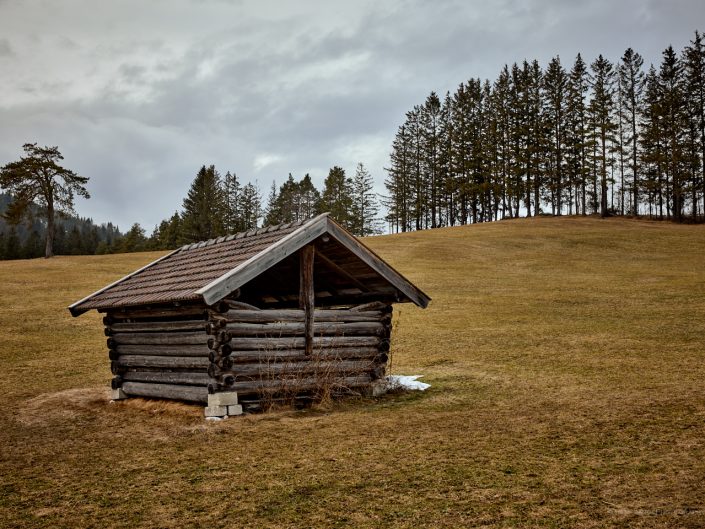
top-left (384, 31), bottom-right (705, 231)
top-left (147, 162), bottom-right (381, 251)
top-left (0, 193), bottom-right (123, 260)
top-left (0, 160), bottom-right (383, 259)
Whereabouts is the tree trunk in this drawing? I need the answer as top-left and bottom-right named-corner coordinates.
top-left (45, 201), bottom-right (54, 258)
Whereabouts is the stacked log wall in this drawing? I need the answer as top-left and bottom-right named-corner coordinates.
top-left (104, 302), bottom-right (392, 408)
top-left (104, 305), bottom-right (212, 404)
top-left (210, 302), bottom-right (392, 401)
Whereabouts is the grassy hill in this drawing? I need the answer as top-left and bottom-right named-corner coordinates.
top-left (1, 216), bottom-right (705, 528)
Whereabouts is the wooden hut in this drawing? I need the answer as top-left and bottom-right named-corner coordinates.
top-left (69, 213), bottom-right (430, 417)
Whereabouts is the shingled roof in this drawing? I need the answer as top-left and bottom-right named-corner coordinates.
top-left (69, 213), bottom-right (430, 316)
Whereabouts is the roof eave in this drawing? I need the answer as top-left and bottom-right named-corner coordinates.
top-left (195, 213), bottom-right (330, 306)
top-left (196, 213), bottom-right (431, 309)
top-left (323, 217), bottom-right (431, 308)
top-left (67, 248), bottom-right (183, 317)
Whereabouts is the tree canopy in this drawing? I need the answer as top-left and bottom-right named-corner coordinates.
top-left (0, 143), bottom-right (90, 257)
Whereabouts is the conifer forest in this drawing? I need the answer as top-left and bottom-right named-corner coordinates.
top-left (385, 32), bottom-right (705, 230)
top-left (0, 30), bottom-right (703, 258)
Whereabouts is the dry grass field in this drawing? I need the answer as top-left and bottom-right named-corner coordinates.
top-left (1, 216), bottom-right (705, 528)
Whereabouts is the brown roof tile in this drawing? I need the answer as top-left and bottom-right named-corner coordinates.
top-left (70, 219), bottom-right (306, 313)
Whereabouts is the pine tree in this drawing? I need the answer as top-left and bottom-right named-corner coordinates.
top-left (438, 92), bottom-right (455, 226)
top-left (239, 182), bottom-right (261, 230)
top-left (297, 174), bottom-right (320, 220)
top-left (589, 55), bottom-right (617, 217)
top-left (618, 48), bottom-right (645, 215)
top-left (180, 165), bottom-right (226, 243)
top-left (321, 166), bottom-right (353, 228)
top-left (223, 171), bottom-right (243, 233)
top-left (265, 181), bottom-right (279, 225)
top-left (421, 92), bottom-right (442, 227)
top-left (21, 230), bottom-right (42, 258)
top-left (659, 46), bottom-right (688, 221)
top-left (0, 143), bottom-right (90, 258)
top-left (542, 56), bottom-right (568, 215)
top-left (641, 66), bottom-right (665, 218)
top-left (4, 227), bottom-right (20, 259)
top-left (350, 163), bottom-right (381, 236)
top-left (683, 31), bottom-right (705, 218)
top-left (119, 223), bottom-right (148, 253)
top-left (566, 54), bottom-right (590, 215)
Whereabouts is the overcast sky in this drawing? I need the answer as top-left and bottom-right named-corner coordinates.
top-left (1, 0), bottom-right (703, 230)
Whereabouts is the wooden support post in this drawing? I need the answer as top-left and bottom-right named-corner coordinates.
top-left (299, 244), bottom-right (315, 355)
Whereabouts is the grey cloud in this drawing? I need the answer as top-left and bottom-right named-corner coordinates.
top-left (0, 0), bottom-right (703, 229)
top-left (0, 38), bottom-right (12, 56)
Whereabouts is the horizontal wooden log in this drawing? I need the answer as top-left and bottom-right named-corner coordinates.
top-left (107, 320), bottom-right (208, 333)
top-left (224, 309), bottom-right (384, 323)
top-left (122, 370), bottom-right (211, 386)
top-left (107, 306), bottom-right (208, 321)
top-left (110, 332), bottom-right (207, 346)
top-left (229, 347), bottom-right (381, 363)
top-left (116, 355), bottom-right (210, 370)
top-left (228, 336), bottom-right (379, 350)
top-left (350, 301), bottom-right (389, 312)
top-left (225, 321), bottom-right (385, 337)
top-left (225, 300), bottom-right (261, 311)
top-left (230, 360), bottom-right (376, 378)
top-left (121, 382), bottom-right (208, 403)
top-left (113, 344), bottom-right (209, 357)
top-left (227, 374), bottom-right (373, 395)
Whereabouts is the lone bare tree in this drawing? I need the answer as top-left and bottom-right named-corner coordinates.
top-left (0, 143), bottom-right (90, 258)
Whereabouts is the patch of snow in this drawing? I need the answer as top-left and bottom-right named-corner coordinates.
top-left (386, 375), bottom-right (431, 391)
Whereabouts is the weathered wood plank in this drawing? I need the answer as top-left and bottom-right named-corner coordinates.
top-left (224, 300), bottom-right (261, 311)
top-left (230, 360), bottom-right (375, 378)
top-left (227, 374), bottom-right (373, 395)
top-left (228, 335), bottom-right (379, 350)
top-left (300, 244), bottom-right (315, 355)
top-left (121, 382), bottom-right (208, 403)
top-left (224, 308), bottom-right (383, 323)
top-left (229, 347), bottom-right (380, 363)
top-left (226, 321), bottom-right (385, 337)
top-left (350, 301), bottom-right (389, 312)
top-left (116, 355), bottom-right (210, 369)
top-left (107, 320), bottom-right (207, 333)
top-left (110, 332), bottom-right (207, 346)
top-left (113, 344), bottom-right (209, 356)
top-left (107, 305), bottom-right (208, 320)
top-left (122, 370), bottom-right (211, 386)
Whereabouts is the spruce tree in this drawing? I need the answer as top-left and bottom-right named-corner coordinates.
top-left (180, 165), bottom-right (226, 243)
top-left (542, 56), bottom-right (568, 215)
top-left (566, 54), bottom-right (590, 215)
top-left (618, 48), bottom-right (645, 215)
top-left (223, 171), bottom-right (243, 233)
top-left (659, 46), bottom-right (688, 221)
top-left (589, 55), bottom-right (617, 217)
top-left (265, 181), bottom-right (279, 225)
top-left (321, 166), bottom-right (353, 228)
top-left (240, 182), bottom-right (261, 229)
top-left (683, 31), bottom-right (705, 218)
top-left (350, 163), bottom-right (381, 236)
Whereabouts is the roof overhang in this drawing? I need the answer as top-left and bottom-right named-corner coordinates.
top-left (69, 213), bottom-right (431, 316)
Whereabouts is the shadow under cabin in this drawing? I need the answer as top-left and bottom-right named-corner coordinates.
top-left (68, 213), bottom-right (431, 418)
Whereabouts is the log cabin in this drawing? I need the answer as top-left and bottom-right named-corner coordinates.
top-left (68, 213), bottom-right (430, 417)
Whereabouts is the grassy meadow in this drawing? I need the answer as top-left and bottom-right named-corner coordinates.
top-left (1, 216), bottom-right (705, 528)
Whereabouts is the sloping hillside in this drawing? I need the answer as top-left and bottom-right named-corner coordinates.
top-left (1, 216), bottom-right (704, 528)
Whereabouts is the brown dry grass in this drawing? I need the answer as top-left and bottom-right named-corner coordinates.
top-left (1, 216), bottom-right (705, 528)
